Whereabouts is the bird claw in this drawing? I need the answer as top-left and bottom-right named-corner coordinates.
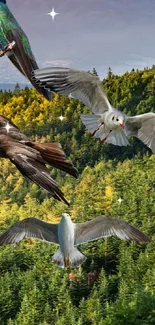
top-left (0, 50), bottom-right (5, 57)
top-left (6, 41), bottom-right (16, 51)
top-left (64, 258), bottom-right (70, 267)
top-left (92, 129), bottom-right (97, 136)
top-left (100, 130), bottom-right (111, 143)
top-left (92, 122), bottom-right (104, 136)
top-left (0, 41), bottom-right (16, 57)
top-left (100, 138), bottom-right (106, 143)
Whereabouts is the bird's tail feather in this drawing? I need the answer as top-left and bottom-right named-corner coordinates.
top-left (69, 248), bottom-right (86, 267)
top-left (31, 142), bottom-right (78, 178)
top-left (52, 248), bottom-right (65, 268)
top-left (52, 248), bottom-right (86, 268)
top-left (105, 129), bottom-right (130, 146)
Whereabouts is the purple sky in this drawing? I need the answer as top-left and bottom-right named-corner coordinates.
top-left (0, 0), bottom-right (155, 83)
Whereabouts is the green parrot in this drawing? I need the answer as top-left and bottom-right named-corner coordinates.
top-left (0, 0), bottom-right (51, 101)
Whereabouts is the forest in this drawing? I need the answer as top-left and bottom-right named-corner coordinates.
top-left (0, 66), bottom-right (155, 325)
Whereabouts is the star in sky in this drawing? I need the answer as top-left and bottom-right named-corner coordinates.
top-left (59, 115), bottom-right (65, 122)
top-left (47, 8), bottom-right (59, 21)
top-left (4, 122), bottom-right (12, 134)
top-left (117, 198), bottom-right (123, 204)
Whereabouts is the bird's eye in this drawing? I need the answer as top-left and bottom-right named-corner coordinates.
top-left (112, 116), bottom-right (115, 121)
top-left (116, 118), bottom-right (119, 122)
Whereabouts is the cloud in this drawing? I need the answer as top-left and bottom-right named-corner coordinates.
top-left (42, 59), bottom-right (75, 67)
top-left (126, 54), bottom-right (155, 68)
top-left (111, 54), bottom-right (155, 76)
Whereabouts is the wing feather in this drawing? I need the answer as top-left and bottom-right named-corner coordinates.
top-left (0, 115), bottom-right (29, 141)
top-left (33, 67), bottom-right (111, 114)
top-left (6, 29), bottom-right (51, 101)
top-left (0, 217), bottom-right (58, 245)
top-left (125, 113), bottom-right (155, 153)
top-left (105, 129), bottom-right (130, 146)
top-left (74, 215), bottom-right (151, 245)
top-left (5, 143), bottom-right (69, 205)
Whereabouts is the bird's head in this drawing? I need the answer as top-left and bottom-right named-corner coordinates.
top-left (62, 213), bottom-right (71, 220)
top-left (0, 0), bottom-right (6, 4)
top-left (111, 114), bottom-right (125, 128)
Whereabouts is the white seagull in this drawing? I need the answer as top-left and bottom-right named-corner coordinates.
top-left (0, 213), bottom-right (151, 268)
top-left (33, 67), bottom-right (155, 153)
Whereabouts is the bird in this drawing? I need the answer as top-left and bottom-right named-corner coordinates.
top-left (33, 67), bottom-right (155, 153)
top-left (0, 115), bottom-right (78, 205)
top-left (0, 0), bottom-right (51, 101)
top-left (0, 213), bottom-right (151, 268)
top-left (0, 115), bottom-right (78, 177)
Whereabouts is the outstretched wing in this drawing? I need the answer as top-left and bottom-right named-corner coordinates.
top-left (74, 215), bottom-right (151, 245)
top-left (0, 217), bottom-right (58, 245)
top-left (33, 67), bottom-right (111, 114)
top-left (125, 113), bottom-right (155, 153)
top-left (6, 143), bottom-right (69, 205)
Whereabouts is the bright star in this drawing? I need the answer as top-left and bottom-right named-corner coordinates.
top-left (4, 122), bottom-right (12, 133)
top-left (59, 115), bottom-right (64, 122)
top-left (117, 198), bottom-right (123, 204)
top-left (47, 8), bottom-right (59, 21)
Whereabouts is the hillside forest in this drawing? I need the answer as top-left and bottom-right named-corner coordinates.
top-left (0, 66), bottom-right (155, 325)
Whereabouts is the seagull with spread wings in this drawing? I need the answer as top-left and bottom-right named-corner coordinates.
top-left (0, 213), bottom-right (151, 268)
top-left (33, 67), bottom-right (155, 153)
top-left (0, 115), bottom-right (78, 205)
top-left (0, 0), bottom-right (51, 101)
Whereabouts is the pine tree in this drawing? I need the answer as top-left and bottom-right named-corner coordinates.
top-left (14, 83), bottom-right (21, 95)
top-left (92, 68), bottom-right (98, 76)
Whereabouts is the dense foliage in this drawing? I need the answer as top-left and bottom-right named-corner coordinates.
top-left (0, 67), bottom-right (155, 325)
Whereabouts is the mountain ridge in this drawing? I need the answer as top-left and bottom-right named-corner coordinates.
top-left (0, 83), bottom-right (32, 91)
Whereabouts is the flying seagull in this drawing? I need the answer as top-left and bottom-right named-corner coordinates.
top-left (0, 115), bottom-right (78, 178)
top-left (33, 67), bottom-right (155, 153)
top-left (0, 0), bottom-right (51, 101)
top-left (0, 213), bottom-right (151, 268)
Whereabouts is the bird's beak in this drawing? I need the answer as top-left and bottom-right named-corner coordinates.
top-left (120, 123), bottom-right (125, 128)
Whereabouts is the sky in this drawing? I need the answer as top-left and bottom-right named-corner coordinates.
top-left (0, 0), bottom-right (155, 83)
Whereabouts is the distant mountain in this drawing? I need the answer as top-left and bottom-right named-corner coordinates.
top-left (0, 84), bottom-right (31, 91)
